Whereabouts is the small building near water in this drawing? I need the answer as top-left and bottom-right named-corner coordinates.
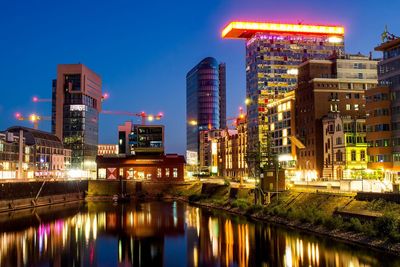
top-left (96, 154), bottom-right (185, 182)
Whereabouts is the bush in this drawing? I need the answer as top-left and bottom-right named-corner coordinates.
top-left (374, 212), bottom-right (398, 238)
top-left (323, 216), bottom-right (344, 230)
top-left (246, 204), bottom-right (264, 215)
top-left (348, 218), bottom-right (363, 232)
top-left (210, 198), bottom-right (227, 206)
top-left (231, 199), bottom-right (250, 211)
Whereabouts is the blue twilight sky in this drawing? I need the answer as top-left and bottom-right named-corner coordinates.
top-left (0, 0), bottom-right (399, 155)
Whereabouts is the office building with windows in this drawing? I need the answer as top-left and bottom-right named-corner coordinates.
top-left (52, 64), bottom-right (102, 172)
top-left (222, 21), bottom-right (345, 174)
top-left (118, 121), bottom-right (164, 156)
top-left (295, 54), bottom-right (377, 178)
top-left (365, 32), bottom-right (400, 180)
top-left (186, 57), bottom-right (226, 163)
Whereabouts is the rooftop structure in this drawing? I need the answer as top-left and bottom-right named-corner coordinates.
top-left (222, 21), bottom-right (344, 39)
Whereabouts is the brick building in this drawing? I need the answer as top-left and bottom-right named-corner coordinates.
top-left (295, 54), bottom-right (377, 178)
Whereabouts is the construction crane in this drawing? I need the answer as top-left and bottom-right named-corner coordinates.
top-left (15, 113), bottom-right (51, 130)
top-left (101, 110), bottom-right (163, 125)
top-left (32, 92), bottom-right (109, 103)
top-left (32, 96), bottom-right (52, 103)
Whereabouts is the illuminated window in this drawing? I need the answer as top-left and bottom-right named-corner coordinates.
top-left (283, 137), bottom-right (287, 146)
top-left (346, 104), bottom-right (351, 110)
top-left (98, 168), bottom-right (106, 179)
top-left (165, 168), bottom-right (170, 177)
top-left (157, 168), bottom-right (162, 178)
top-left (354, 104), bottom-right (359, 111)
top-left (278, 113), bottom-right (283, 121)
top-left (173, 168), bottom-right (178, 178)
top-left (282, 129), bottom-right (287, 137)
top-left (270, 123), bottom-right (275, 131)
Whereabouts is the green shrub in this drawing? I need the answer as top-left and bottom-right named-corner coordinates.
top-left (231, 199), bottom-right (250, 211)
top-left (210, 198), bottom-right (227, 206)
top-left (324, 216), bottom-right (344, 230)
top-left (246, 204), bottom-right (264, 215)
top-left (374, 212), bottom-right (398, 238)
top-left (348, 218), bottom-right (363, 232)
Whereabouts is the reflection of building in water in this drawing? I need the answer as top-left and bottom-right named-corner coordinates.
top-left (0, 202), bottom-right (396, 267)
top-left (0, 202), bottom-right (186, 267)
top-left (104, 201), bottom-right (186, 266)
top-left (186, 208), bottom-right (252, 267)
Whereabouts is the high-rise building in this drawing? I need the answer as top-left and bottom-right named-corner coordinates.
top-left (52, 64), bottom-right (102, 171)
top-left (295, 54), bottom-right (378, 178)
top-left (366, 31), bottom-right (400, 180)
top-left (186, 57), bottom-right (226, 163)
top-left (222, 21), bottom-right (345, 173)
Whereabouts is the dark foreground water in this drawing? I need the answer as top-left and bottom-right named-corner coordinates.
top-left (0, 201), bottom-right (399, 267)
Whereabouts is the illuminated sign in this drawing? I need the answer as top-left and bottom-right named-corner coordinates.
top-left (222, 21), bottom-right (345, 39)
top-left (70, 105), bottom-right (87, 111)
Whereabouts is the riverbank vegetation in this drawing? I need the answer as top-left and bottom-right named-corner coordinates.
top-left (186, 185), bottom-right (400, 253)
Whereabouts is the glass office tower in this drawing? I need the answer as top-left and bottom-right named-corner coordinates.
top-left (222, 22), bottom-right (345, 171)
top-left (186, 57), bottom-right (226, 163)
top-left (52, 64), bottom-right (102, 171)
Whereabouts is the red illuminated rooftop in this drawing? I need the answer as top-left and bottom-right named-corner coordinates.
top-left (222, 21), bottom-right (345, 39)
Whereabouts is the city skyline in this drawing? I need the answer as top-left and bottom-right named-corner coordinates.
top-left (1, 0), bottom-right (400, 155)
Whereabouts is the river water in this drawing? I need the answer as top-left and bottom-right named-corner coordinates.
top-left (0, 201), bottom-right (399, 267)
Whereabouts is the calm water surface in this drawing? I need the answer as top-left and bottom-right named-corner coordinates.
top-left (0, 201), bottom-right (399, 267)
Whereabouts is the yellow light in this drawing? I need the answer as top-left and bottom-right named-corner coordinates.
top-left (189, 120), bottom-right (198, 126)
top-left (147, 115), bottom-right (154, 121)
top-left (287, 69), bottom-right (298, 75)
top-left (245, 98), bottom-right (251, 105)
top-left (222, 21), bottom-right (345, 39)
top-left (328, 36), bottom-right (343, 43)
top-left (29, 114), bottom-right (37, 122)
top-left (278, 112), bottom-right (283, 121)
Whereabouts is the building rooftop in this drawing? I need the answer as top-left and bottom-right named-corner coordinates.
top-left (222, 21), bottom-right (344, 39)
top-left (6, 126), bottom-right (64, 148)
top-left (375, 37), bottom-right (400, 51)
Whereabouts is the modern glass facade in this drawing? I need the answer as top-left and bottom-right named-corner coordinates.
top-left (52, 64), bottom-right (102, 171)
top-left (186, 57), bottom-right (226, 161)
top-left (245, 31), bottom-right (344, 169)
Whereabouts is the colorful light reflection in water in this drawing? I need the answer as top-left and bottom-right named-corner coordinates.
top-left (0, 201), bottom-right (398, 267)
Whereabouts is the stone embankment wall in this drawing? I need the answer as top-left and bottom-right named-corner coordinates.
top-left (0, 180), bottom-right (87, 212)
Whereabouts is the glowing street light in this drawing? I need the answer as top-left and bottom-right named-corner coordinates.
top-left (189, 120), bottom-right (198, 126)
top-left (245, 98), bottom-right (251, 106)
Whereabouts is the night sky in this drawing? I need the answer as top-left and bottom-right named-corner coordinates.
top-left (1, 0), bottom-right (399, 155)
